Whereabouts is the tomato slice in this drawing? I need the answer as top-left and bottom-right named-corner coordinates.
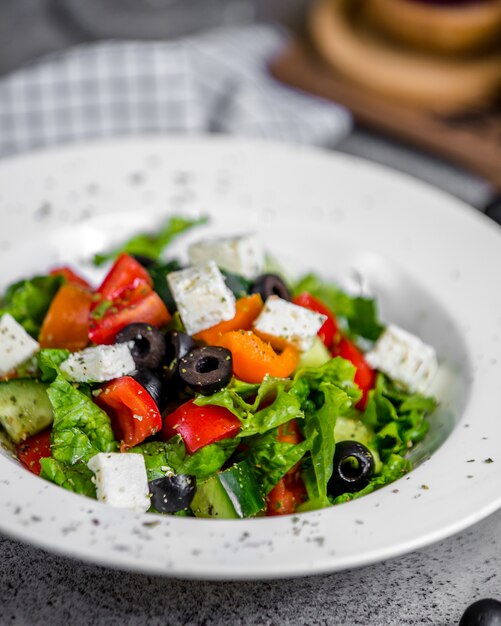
top-left (332, 337), bottom-right (375, 410)
top-left (96, 376), bottom-right (162, 450)
top-left (266, 473), bottom-right (307, 516)
top-left (17, 430), bottom-right (52, 476)
top-left (163, 399), bottom-right (241, 454)
top-left (49, 266), bottom-right (91, 290)
top-left (292, 292), bottom-right (338, 348)
top-left (93, 253), bottom-right (152, 308)
top-left (39, 283), bottom-right (93, 351)
top-left (89, 285), bottom-right (170, 345)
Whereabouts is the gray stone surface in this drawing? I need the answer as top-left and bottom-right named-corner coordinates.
top-left (2, 509), bottom-right (501, 625)
top-left (0, 3), bottom-right (500, 625)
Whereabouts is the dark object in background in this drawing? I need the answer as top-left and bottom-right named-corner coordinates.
top-left (485, 196), bottom-right (501, 225)
top-left (459, 598), bottom-right (501, 626)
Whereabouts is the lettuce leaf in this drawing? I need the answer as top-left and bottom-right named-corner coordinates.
top-left (292, 273), bottom-right (384, 342)
top-left (39, 457), bottom-right (96, 498)
top-left (176, 439), bottom-right (239, 480)
top-left (93, 215), bottom-right (208, 266)
top-left (194, 376), bottom-right (303, 437)
top-left (0, 275), bottom-right (62, 337)
top-left (47, 375), bottom-right (117, 465)
top-left (243, 430), bottom-right (313, 494)
top-left (37, 348), bottom-right (70, 382)
top-left (363, 374), bottom-right (437, 459)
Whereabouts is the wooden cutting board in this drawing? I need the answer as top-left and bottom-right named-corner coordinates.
top-left (269, 39), bottom-right (501, 192)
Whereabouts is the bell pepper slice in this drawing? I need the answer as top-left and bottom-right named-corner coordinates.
top-left (16, 429), bottom-right (52, 476)
top-left (163, 399), bottom-right (241, 454)
top-left (215, 330), bottom-right (299, 384)
top-left (292, 291), bottom-right (338, 349)
top-left (49, 266), bottom-right (92, 290)
top-left (332, 336), bottom-right (375, 410)
top-left (96, 376), bottom-right (162, 450)
top-left (89, 285), bottom-right (170, 345)
top-left (194, 294), bottom-right (263, 344)
top-left (92, 252), bottom-right (152, 309)
top-left (39, 283), bottom-right (93, 351)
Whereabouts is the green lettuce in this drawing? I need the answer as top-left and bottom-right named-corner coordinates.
top-left (47, 375), bottom-right (117, 465)
top-left (243, 429), bottom-right (313, 494)
top-left (39, 457), bottom-right (96, 498)
top-left (194, 376), bottom-right (303, 438)
top-left (0, 275), bottom-right (62, 337)
top-left (130, 436), bottom-right (238, 482)
top-left (292, 273), bottom-right (384, 341)
top-left (37, 348), bottom-right (70, 382)
top-left (93, 215), bottom-right (208, 266)
top-left (363, 374), bottom-right (438, 460)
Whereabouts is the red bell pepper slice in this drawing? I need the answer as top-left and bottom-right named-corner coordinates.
top-left (16, 430), bottom-right (52, 476)
top-left (49, 266), bottom-right (92, 290)
top-left (89, 284), bottom-right (170, 345)
top-left (293, 292), bottom-right (338, 348)
top-left (332, 337), bottom-right (375, 410)
top-left (93, 252), bottom-right (152, 309)
top-left (96, 376), bottom-right (162, 450)
top-left (163, 399), bottom-right (241, 454)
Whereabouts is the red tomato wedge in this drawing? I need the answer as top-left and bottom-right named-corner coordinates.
top-left (17, 430), bottom-right (52, 476)
top-left (89, 285), bottom-right (170, 345)
top-left (92, 252), bottom-right (152, 308)
top-left (163, 399), bottom-right (241, 454)
top-left (96, 376), bottom-right (162, 451)
top-left (332, 337), bottom-right (375, 410)
top-left (292, 292), bottom-right (338, 348)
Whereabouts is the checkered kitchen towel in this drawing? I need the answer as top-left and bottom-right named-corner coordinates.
top-left (0, 25), bottom-right (351, 157)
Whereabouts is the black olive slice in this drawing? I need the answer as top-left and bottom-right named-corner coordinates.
top-left (115, 323), bottom-right (166, 370)
top-left (459, 599), bottom-right (501, 626)
top-left (162, 330), bottom-right (197, 381)
top-left (149, 474), bottom-right (196, 514)
top-left (328, 440), bottom-right (375, 496)
top-left (251, 273), bottom-right (290, 301)
top-left (178, 346), bottom-right (233, 395)
top-left (132, 369), bottom-right (166, 412)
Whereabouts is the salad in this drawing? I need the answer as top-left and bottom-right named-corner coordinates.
top-left (0, 216), bottom-right (438, 518)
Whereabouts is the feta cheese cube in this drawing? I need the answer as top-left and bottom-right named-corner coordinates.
top-left (253, 296), bottom-right (327, 353)
top-left (0, 313), bottom-right (39, 376)
top-left (60, 343), bottom-right (136, 382)
top-left (188, 234), bottom-right (264, 280)
top-left (87, 453), bottom-right (150, 512)
top-left (167, 261), bottom-right (236, 336)
top-left (365, 324), bottom-right (438, 393)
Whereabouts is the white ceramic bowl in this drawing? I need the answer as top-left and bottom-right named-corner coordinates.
top-left (0, 136), bottom-right (499, 579)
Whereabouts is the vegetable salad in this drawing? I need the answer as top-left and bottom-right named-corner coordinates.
top-left (0, 216), bottom-right (438, 518)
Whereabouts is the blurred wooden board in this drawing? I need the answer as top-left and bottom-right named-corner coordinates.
top-left (269, 39), bottom-right (501, 192)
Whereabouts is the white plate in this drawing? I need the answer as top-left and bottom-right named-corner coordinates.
top-left (0, 136), bottom-right (499, 580)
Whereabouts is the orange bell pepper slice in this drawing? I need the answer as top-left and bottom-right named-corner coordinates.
top-left (216, 330), bottom-right (299, 384)
top-left (194, 294), bottom-right (263, 344)
top-left (39, 283), bottom-right (93, 351)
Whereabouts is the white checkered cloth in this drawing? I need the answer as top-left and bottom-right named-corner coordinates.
top-left (0, 25), bottom-right (351, 157)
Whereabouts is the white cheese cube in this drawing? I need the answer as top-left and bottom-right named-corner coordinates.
top-left (167, 261), bottom-right (236, 336)
top-left (87, 453), bottom-right (150, 512)
top-left (188, 234), bottom-right (264, 280)
top-left (60, 343), bottom-right (136, 382)
top-left (253, 296), bottom-right (327, 353)
top-left (0, 313), bottom-right (39, 376)
top-left (365, 324), bottom-right (438, 393)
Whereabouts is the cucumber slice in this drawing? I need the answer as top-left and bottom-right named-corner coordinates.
top-left (0, 379), bottom-right (53, 444)
top-left (191, 460), bottom-right (266, 519)
top-left (297, 336), bottom-right (331, 370)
